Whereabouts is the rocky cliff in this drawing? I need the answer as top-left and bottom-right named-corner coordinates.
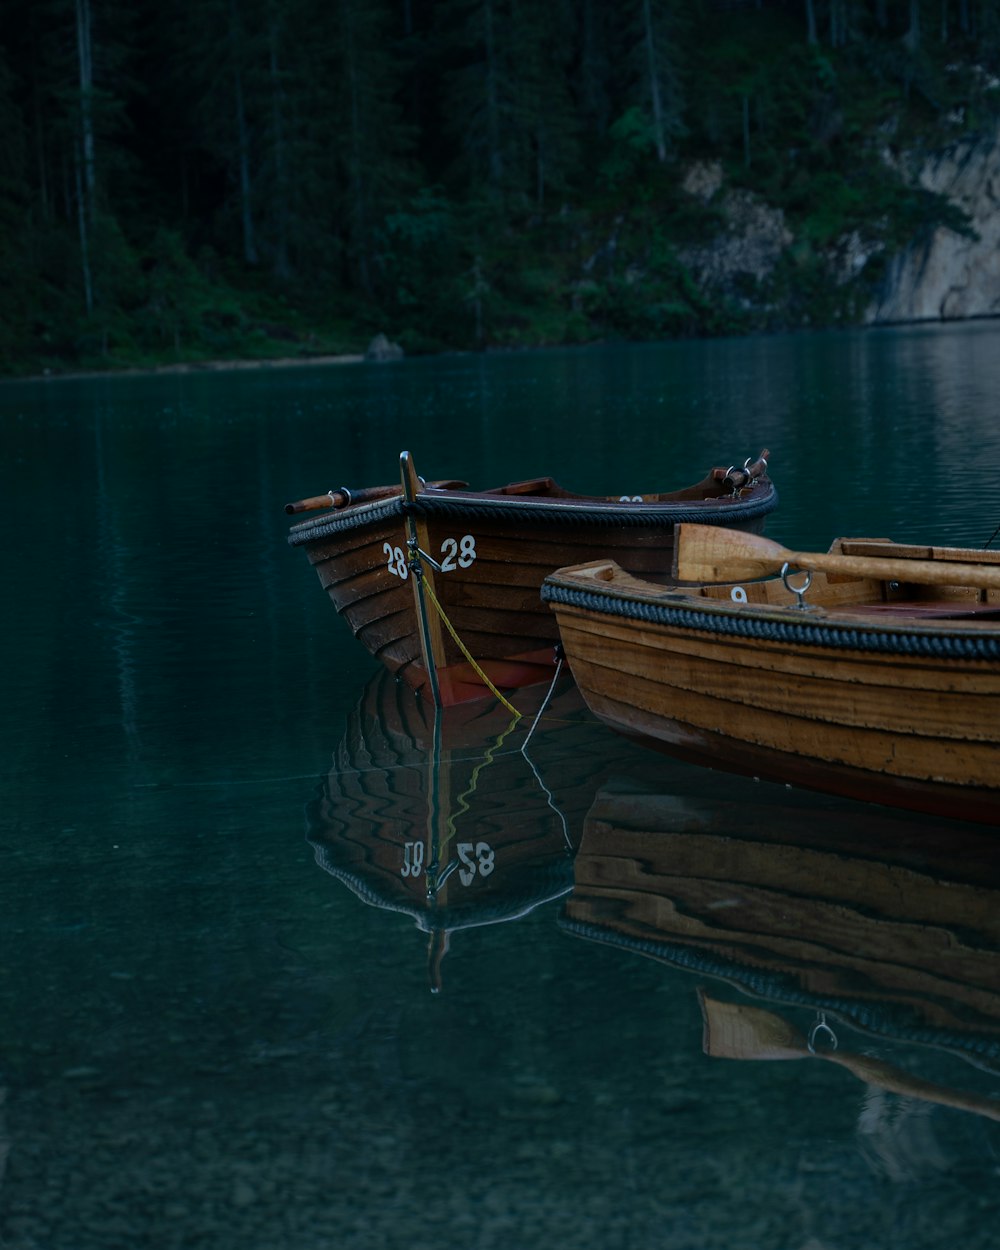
top-left (866, 127), bottom-right (1000, 323)
top-left (676, 126), bottom-right (1000, 330)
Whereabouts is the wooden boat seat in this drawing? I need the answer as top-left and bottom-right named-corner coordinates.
top-left (834, 600), bottom-right (1000, 621)
top-left (487, 477), bottom-right (560, 496)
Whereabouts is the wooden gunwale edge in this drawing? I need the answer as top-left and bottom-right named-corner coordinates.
top-left (541, 567), bottom-right (1000, 645)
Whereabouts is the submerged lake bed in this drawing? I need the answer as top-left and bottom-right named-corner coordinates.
top-left (2, 327), bottom-right (1000, 1248)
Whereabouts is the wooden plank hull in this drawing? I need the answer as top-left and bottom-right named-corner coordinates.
top-left (542, 559), bottom-right (1000, 823)
top-left (564, 786), bottom-right (1000, 1069)
top-left (288, 462), bottom-right (777, 704)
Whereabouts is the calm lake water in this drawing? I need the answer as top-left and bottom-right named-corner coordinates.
top-left (3, 325), bottom-right (1000, 1249)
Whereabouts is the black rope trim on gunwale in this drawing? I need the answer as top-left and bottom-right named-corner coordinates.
top-left (407, 485), bottom-right (778, 528)
top-left (541, 583), bottom-right (1000, 660)
top-left (309, 844), bottom-right (574, 929)
top-left (288, 497), bottom-right (406, 546)
top-left (287, 485), bottom-right (778, 544)
top-left (558, 916), bottom-right (1000, 1064)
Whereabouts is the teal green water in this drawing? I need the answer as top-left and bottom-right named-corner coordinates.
top-left (2, 326), bottom-right (1000, 1248)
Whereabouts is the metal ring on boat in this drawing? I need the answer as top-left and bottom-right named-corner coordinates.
top-left (781, 562), bottom-right (813, 610)
top-left (808, 1013), bottom-right (838, 1054)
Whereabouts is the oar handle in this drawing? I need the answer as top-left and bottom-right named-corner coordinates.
top-left (797, 549), bottom-right (1000, 592)
top-left (715, 449), bottom-right (770, 492)
top-left (285, 478), bottom-right (468, 515)
top-left (285, 489), bottom-right (355, 514)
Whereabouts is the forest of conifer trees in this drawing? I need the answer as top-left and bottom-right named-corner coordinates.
top-left (1, 0), bottom-right (998, 374)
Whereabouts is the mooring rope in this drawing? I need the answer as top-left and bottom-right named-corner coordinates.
top-left (418, 574), bottom-right (524, 717)
top-left (521, 653), bottom-right (565, 752)
top-left (444, 713), bottom-right (524, 845)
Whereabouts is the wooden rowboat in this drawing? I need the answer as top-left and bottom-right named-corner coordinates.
top-left (305, 668), bottom-right (646, 989)
top-left (541, 524), bottom-right (1000, 823)
top-left (563, 785), bottom-right (1000, 1118)
top-left (287, 450), bottom-right (776, 706)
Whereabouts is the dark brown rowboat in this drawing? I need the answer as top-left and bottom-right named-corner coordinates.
top-left (287, 450), bottom-right (776, 706)
top-left (542, 524), bottom-right (1000, 823)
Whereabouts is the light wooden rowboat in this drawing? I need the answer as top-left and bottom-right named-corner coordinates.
top-left (541, 524), bottom-right (1000, 823)
top-left (287, 451), bottom-right (776, 706)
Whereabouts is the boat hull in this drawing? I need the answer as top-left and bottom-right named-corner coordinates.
top-left (542, 566), bottom-right (1000, 823)
top-left (290, 478), bottom-right (777, 704)
top-left (563, 786), bottom-right (1000, 1069)
top-left (305, 669), bottom-right (650, 987)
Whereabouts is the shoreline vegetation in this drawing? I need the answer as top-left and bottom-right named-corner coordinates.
top-left (18, 352), bottom-right (368, 384)
top-left (13, 313), bottom-right (1000, 386)
top-left (2, 2), bottom-right (998, 382)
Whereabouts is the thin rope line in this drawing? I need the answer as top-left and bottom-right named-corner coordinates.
top-left (444, 714), bottom-right (524, 846)
top-left (521, 655), bottom-right (565, 752)
top-left (419, 575), bottom-right (524, 716)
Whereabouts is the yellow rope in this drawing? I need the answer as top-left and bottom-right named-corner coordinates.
top-left (418, 574), bottom-right (524, 718)
top-left (444, 715), bottom-right (523, 844)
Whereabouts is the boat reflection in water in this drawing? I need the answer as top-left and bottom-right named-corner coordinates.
top-left (307, 668), bottom-right (643, 989)
top-left (563, 783), bottom-right (1000, 1139)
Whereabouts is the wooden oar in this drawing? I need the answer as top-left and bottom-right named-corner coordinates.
top-left (285, 478), bottom-right (467, 515)
top-left (699, 993), bottom-right (1000, 1123)
top-left (840, 538), bottom-right (1000, 566)
top-left (673, 524), bottom-right (1000, 592)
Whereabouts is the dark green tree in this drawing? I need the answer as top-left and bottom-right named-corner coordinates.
top-left (619, 0), bottom-right (687, 164)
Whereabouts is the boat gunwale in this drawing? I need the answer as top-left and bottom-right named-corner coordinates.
top-left (541, 565), bottom-right (1000, 657)
top-left (309, 847), bottom-right (575, 931)
top-left (557, 915), bottom-right (1000, 1066)
top-left (288, 479), bottom-right (778, 546)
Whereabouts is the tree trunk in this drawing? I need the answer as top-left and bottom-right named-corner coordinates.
top-left (268, 21), bottom-right (290, 279)
top-left (343, 0), bottom-right (371, 295)
top-left (642, 0), bottom-right (667, 162)
top-left (579, 0), bottom-right (608, 130)
top-left (742, 94), bottom-right (751, 169)
top-left (958, 0), bottom-right (969, 34)
top-left (804, 0), bottom-right (818, 44)
top-left (75, 0), bottom-right (95, 198)
top-left (74, 0), bottom-right (95, 315)
top-left (74, 143), bottom-right (93, 316)
top-left (904, 0), bottom-right (921, 51)
top-left (231, 0), bottom-right (258, 266)
top-left (33, 85), bottom-right (51, 223)
top-left (483, 0), bottom-right (503, 184)
top-left (234, 70), bottom-right (257, 264)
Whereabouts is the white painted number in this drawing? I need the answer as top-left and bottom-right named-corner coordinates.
top-left (731, 586), bottom-right (748, 604)
top-left (401, 841), bottom-right (425, 877)
top-left (385, 535), bottom-right (476, 578)
top-left (439, 534), bottom-right (477, 572)
top-left (619, 495), bottom-right (643, 502)
top-left (457, 841), bottom-right (496, 886)
top-left (384, 542), bottom-right (409, 580)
